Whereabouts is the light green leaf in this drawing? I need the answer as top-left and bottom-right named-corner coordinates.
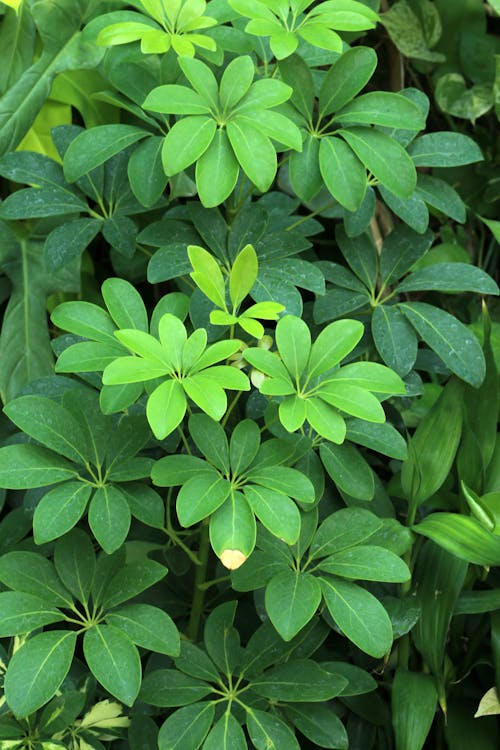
top-left (101, 277), bottom-right (148, 332)
top-left (189, 412), bottom-right (229, 472)
top-left (279, 395), bottom-right (307, 431)
top-left (210, 492), bottom-right (256, 569)
top-left (147, 379), bottom-right (187, 440)
top-left (307, 318), bottom-right (364, 379)
top-left (196, 128), bottom-right (240, 207)
top-left (220, 55), bottom-right (255, 111)
top-left (306, 397), bottom-right (346, 444)
top-left (142, 84), bottom-right (211, 115)
top-left (318, 382), bottom-right (386, 423)
top-left (275, 314), bottom-right (311, 381)
top-left (334, 92), bottom-right (426, 130)
top-left (176, 471), bottom-right (232, 526)
top-left (162, 116), bottom-right (217, 175)
top-left (413, 513), bottom-right (500, 566)
top-left (230, 243), bottom-right (258, 310)
top-left (246, 466), bottom-right (315, 503)
top-left (227, 118), bottom-right (277, 192)
top-left (319, 136), bottom-right (367, 212)
top-left (319, 46), bottom-right (377, 116)
top-left (243, 485), bottom-right (300, 544)
top-left (83, 625), bottom-right (141, 706)
top-left (188, 245), bottom-right (226, 309)
top-left (328, 361), bottom-right (406, 394)
top-left (229, 419), bottom-right (261, 475)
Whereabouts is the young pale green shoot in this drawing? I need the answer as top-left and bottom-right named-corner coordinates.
top-left (188, 243), bottom-right (284, 339)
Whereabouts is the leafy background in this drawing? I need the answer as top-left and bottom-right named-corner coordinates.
top-left (0, 0), bottom-right (499, 749)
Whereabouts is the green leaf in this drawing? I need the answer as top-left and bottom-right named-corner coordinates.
top-left (0, 186), bottom-right (86, 219)
top-left (328, 361), bottom-right (405, 394)
top-left (210, 492), bottom-right (256, 570)
top-left (415, 174), bottom-right (466, 223)
top-left (54, 529), bottom-right (95, 604)
top-left (334, 92), bottom-right (426, 130)
top-left (189, 413), bottom-right (230, 473)
top-left (289, 135), bottom-right (322, 202)
top-left (241, 109), bottom-right (302, 152)
top-left (230, 244), bottom-right (258, 309)
top-left (319, 46), bottom-right (377, 115)
top-left (413, 513), bottom-right (500, 566)
top-left (102, 277), bottom-right (148, 332)
top-left (227, 118), bottom-right (277, 192)
top-left (399, 302), bottom-right (486, 387)
top-left (306, 397), bottom-right (346, 444)
top-left (64, 125), bottom-right (147, 182)
top-left (101, 560), bottom-right (168, 609)
top-left (203, 712), bottom-right (247, 750)
top-left (220, 55), bottom-right (255, 111)
top-left (158, 703), bottom-right (215, 750)
top-left (318, 382), bottom-right (386, 422)
top-left (336, 226), bottom-right (378, 292)
top-left (310, 507), bottom-right (383, 559)
top-left (196, 128), bottom-right (240, 207)
top-left (4, 395), bottom-right (90, 464)
top-left (408, 132), bottom-right (483, 167)
top-left (279, 54), bottom-right (315, 119)
top-left (396, 263), bottom-right (499, 295)
top-left (308, 319), bottom-right (365, 380)
top-left (246, 466), bottom-right (315, 503)
top-left (340, 127), bottom-right (416, 198)
top-left (251, 659), bottom-right (347, 701)
top-left (83, 625), bottom-right (141, 706)
top-left (320, 577), bottom-right (393, 657)
top-left (143, 84), bottom-right (211, 115)
top-left (247, 708), bottom-right (300, 750)
top-left (179, 57), bottom-right (219, 110)
top-left (346, 419), bottom-right (408, 460)
top-left (107, 604), bottom-right (180, 657)
top-left (88, 485), bottom-right (131, 554)
top-left (128, 135), bottom-right (168, 208)
top-left (51, 300), bottom-right (116, 344)
top-left (244, 485), bottom-right (301, 544)
top-left (0, 592), bottom-right (64, 637)
top-left (320, 443), bottom-right (375, 501)
top-left (275, 314), bottom-right (311, 380)
top-left (147, 379), bottom-right (187, 440)
top-left (319, 136), bottom-right (367, 212)
top-left (177, 471), bottom-right (231, 526)
top-left (4, 631), bottom-right (76, 718)
top-left (265, 570), bottom-right (321, 641)
top-left (33, 481), bottom-right (91, 544)
top-left (162, 116), bottom-right (217, 176)
top-left (188, 245), bottom-right (226, 309)
top-left (392, 670), bottom-right (437, 750)
top-left (236, 78), bottom-right (292, 112)
top-left (379, 225), bottom-right (434, 286)
top-left (371, 305), bottom-right (418, 377)
top-left (175, 641), bottom-right (221, 683)
top-left (152, 454), bottom-right (208, 487)
top-left (283, 703), bottom-right (348, 750)
top-left (0, 551), bottom-right (73, 608)
top-left (44, 218), bottom-right (101, 270)
top-left (319, 546), bottom-right (410, 582)
top-left (0, 444), bottom-right (77, 489)
top-left (141, 670), bottom-right (213, 707)
top-left (230, 419), bottom-right (261, 475)
top-left (204, 601), bottom-right (241, 674)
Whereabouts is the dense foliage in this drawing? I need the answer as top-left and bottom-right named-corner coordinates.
top-left (0, 0), bottom-right (499, 748)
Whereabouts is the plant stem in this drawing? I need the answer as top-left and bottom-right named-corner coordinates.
top-left (187, 522), bottom-right (211, 641)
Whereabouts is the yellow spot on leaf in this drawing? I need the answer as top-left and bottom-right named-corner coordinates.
top-left (220, 549), bottom-right (247, 570)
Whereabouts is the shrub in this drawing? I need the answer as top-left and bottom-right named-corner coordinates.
top-left (0, 0), bottom-right (499, 748)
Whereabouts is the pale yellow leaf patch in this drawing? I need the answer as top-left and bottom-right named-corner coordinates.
top-left (220, 549), bottom-right (247, 570)
top-left (475, 687), bottom-right (500, 717)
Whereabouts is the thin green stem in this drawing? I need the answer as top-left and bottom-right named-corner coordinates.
top-left (286, 201), bottom-right (337, 231)
top-left (221, 390), bottom-right (242, 427)
top-left (187, 522), bottom-right (211, 641)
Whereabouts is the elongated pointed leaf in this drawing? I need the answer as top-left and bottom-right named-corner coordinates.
top-left (244, 485), bottom-right (300, 544)
top-left (0, 444), bottom-right (77, 489)
top-left (319, 46), bottom-right (377, 115)
top-left (320, 443), bottom-right (374, 500)
top-left (247, 708), bottom-right (300, 750)
top-left (319, 546), bottom-right (410, 582)
top-left (392, 670), bottom-right (437, 750)
top-left (33, 481), bottom-right (92, 544)
top-left (319, 136), bottom-right (367, 211)
top-left (0, 592), bottom-right (65, 637)
top-left (251, 659), bottom-right (347, 701)
top-left (227, 118), bottom-right (276, 192)
top-left (158, 702), bottom-right (215, 750)
top-left (413, 513), bottom-right (500, 565)
top-left (64, 125), bottom-right (147, 182)
top-left (162, 116), bottom-right (217, 176)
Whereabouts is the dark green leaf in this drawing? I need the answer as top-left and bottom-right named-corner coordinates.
top-left (139, 670), bottom-right (213, 707)
top-left (54, 529), bottom-right (95, 604)
top-left (265, 570), bottom-right (321, 641)
top-left (158, 703), bottom-right (215, 750)
top-left (251, 659), bottom-right (347, 701)
top-left (107, 604), bottom-right (180, 656)
top-left (33, 481), bottom-right (92, 544)
top-left (0, 592), bottom-right (64, 637)
top-left (88, 485), bottom-right (131, 554)
top-left (83, 625), bottom-right (141, 706)
top-left (64, 124), bottom-right (147, 182)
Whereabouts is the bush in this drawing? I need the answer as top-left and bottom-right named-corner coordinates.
top-left (0, 0), bottom-right (499, 748)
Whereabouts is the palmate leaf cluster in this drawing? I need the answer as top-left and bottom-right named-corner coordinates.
top-left (0, 0), bottom-right (499, 749)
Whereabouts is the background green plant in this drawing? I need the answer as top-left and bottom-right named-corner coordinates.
top-left (0, 0), bottom-right (499, 749)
